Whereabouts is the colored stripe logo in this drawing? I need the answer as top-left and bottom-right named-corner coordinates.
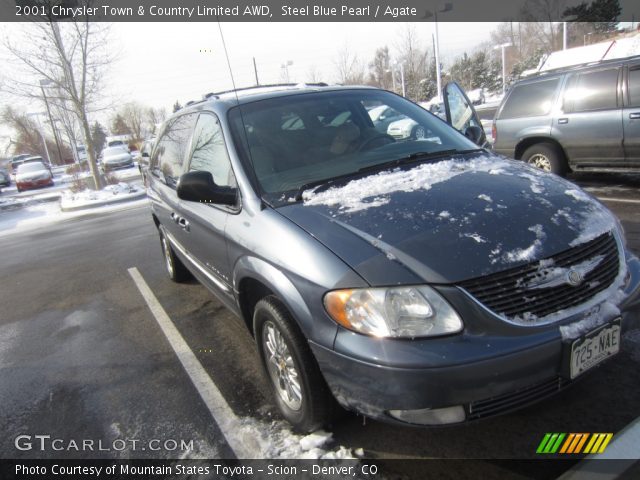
top-left (536, 433), bottom-right (613, 454)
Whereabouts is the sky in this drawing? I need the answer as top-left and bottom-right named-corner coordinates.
top-left (104, 22), bottom-right (500, 109)
top-left (0, 21), bottom-right (500, 155)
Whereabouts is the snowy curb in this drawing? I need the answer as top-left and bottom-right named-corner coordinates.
top-left (60, 190), bottom-right (147, 212)
top-left (0, 193), bottom-right (61, 211)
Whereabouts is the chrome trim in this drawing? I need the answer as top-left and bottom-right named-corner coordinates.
top-left (457, 231), bottom-right (626, 327)
top-left (164, 230), bottom-right (230, 293)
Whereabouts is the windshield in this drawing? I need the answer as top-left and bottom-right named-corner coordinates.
top-left (103, 147), bottom-right (128, 156)
top-left (17, 162), bottom-right (47, 173)
top-left (228, 90), bottom-right (478, 197)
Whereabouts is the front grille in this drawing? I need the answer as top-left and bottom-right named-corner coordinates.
top-left (468, 377), bottom-right (566, 419)
top-left (459, 232), bottom-right (620, 321)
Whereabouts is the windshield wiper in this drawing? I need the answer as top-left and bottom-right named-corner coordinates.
top-left (294, 148), bottom-right (485, 202)
top-left (357, 148), bottom-right (485, 175)
top-left (295, 170), bottom-right (364, 201)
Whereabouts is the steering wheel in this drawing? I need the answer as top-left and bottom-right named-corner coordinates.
top-left (357, 134), bottom-right (396, 152)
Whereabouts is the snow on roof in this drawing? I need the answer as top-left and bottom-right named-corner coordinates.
top-left (534, 34), bottom-right (640, 74)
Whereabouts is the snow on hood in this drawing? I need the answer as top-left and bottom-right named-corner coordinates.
top-left (303, 155), bottom-right (507, 213)
top-left (282, 155), bottom-right (620, 285)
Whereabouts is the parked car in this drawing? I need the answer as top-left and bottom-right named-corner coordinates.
top-left (76, 145), bottom-right (88, 162)
top-left (387, 83), bottom-right (486, 145)
top-left (107, 139), bottom-right (130, 152)
top-left (15, 161), bottom-right (54, 192)
top-left (492, 55), bottom-right (640, 175)
top-left (100, 146), bottom-right (134, 172)
top-left (0, 168), bottom-right (10, 187)
top-left (367, 105), bottom-right (406, 134)
top-left (147, 83), bottom-right (639, 432)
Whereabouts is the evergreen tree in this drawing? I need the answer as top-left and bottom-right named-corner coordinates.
top-left (91, 121), bottom-right (107, 157)
top-left (111, 114), bottom-right (130, 135)
top-left (172, 100), bottom-right (182, 113)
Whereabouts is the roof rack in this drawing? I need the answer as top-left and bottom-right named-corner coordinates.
top-left (178, 83), bottom-right (330, 111)
top-left (203, 82), bottom-right (329, 99)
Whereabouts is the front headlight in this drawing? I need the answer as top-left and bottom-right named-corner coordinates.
top-left (324, 286), bottom-right (463, 338)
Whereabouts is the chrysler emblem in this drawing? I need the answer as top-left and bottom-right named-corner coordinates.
top-left (566, 269), bottom-right (583, 287)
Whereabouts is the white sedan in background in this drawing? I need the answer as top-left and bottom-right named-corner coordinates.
top-left (100, 146), bottom-right (134, 173)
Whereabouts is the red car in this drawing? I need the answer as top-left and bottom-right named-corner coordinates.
top-left (15, 161), bottom-right (54, 192)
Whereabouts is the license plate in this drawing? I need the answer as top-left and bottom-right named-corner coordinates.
top-left (568, 318), bottom-right (621, 379)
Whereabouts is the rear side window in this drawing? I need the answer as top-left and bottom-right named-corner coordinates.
top-left (563, 68), bottom-right (619, 112)
top-left (188, 113), bottom-right (236, 188)
top-left (629, 66), bottom-right (640, 107)
top-left (151, 113), bottom-right (197, 188)
top-left (499, 79), bottom-right (559, 119)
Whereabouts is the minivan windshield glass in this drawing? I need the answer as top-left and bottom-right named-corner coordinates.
top-left (228, 90), bottom-right (478, 196)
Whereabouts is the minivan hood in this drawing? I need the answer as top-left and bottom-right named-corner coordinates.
top-left (277, 155), bottom-right (616, 285)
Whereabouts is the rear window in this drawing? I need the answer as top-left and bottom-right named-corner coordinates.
top-left (498, 79), bottom-right (560, 119)
top-left (17, 162), bottom-right (46, 173)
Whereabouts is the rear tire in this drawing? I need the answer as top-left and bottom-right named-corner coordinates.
top-left (159, 229), bottom-right (191, 282)
top-left (522, 142), bottom-right (567, 177)
top-left (254, 296), bottom-right (335, 433)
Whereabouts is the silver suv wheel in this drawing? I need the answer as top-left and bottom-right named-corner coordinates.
top-left (527, 153), bottom-right (552, 171)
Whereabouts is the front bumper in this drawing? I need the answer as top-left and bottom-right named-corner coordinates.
top-left (312, 253), bottom-right (640, 425)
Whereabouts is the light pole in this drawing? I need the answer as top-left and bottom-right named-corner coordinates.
top-left (424, 3), bottom-right (453, 101)
top-left (281, 60), bottom-right (293, 83)
top-left (27, 112), bottom-right (52, 164)
top-left (39, 79), bottom-right (63, 165)
top-left (385, 67), bottom-right (397, 92)
top-left (493, 42), bottom-right (512, 95)
top-left (397, 62), bottom-right (406, 97)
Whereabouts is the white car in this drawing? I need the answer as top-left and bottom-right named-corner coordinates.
top-left (386, 117), bottom-right (435, 140)
top-left (100, 146), bottom-right (134, 172)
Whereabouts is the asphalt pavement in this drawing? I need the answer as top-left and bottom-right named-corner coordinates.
top-left (0, 174), bottom-right (639, 477)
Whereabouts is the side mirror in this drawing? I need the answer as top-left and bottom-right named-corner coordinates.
top-left (464, 125), bottom-right (484, 145)
top-left (177, 170), bottom-right (237, 206)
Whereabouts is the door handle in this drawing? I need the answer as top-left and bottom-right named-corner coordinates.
top-left (178, 217), bottom-right (190, 232)
top-left (558, 118), bottom-right (569, 124)
top-left (170, 212), bottom-right (179, 223)
top-left (630, 112), bottom-right (640, 120)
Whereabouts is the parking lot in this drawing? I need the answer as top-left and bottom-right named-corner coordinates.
top-left (0, 171), bottom-right (638, 477)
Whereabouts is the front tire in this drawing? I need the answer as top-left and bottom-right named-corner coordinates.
top-left (159, 229), bottom-right (191, 282)
top-left (522, 142), bottom-right (567, 176)
top-left (254, 296), bottom-right (334, 433)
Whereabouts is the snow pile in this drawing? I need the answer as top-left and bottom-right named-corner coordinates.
top-left (60, 182), bottom-right (144, 210)
top-left (302, 155), bottom-right (512, 213)
top-left (234, 419), bottom-right (355, 460)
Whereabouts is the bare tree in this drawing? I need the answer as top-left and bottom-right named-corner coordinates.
top-left (2, 20), bottom-right (112, 189)
top-left (145, 106), bottom-right (167, 136)
top-left (113, 102), bottom-right (146, 144)
top-left (394, 25), bottom-right (430, 101)
top-left (334, 44), bottom-right (366, 85)
top-left (1, 106), bottom-right (70, 160)
top-left (306, 65), bottom-right (322, 84)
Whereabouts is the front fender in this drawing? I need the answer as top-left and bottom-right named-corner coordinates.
top-left (233, 256), bottom-right (339, 349)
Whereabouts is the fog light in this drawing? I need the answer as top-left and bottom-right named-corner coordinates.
top-left (388, 405), bottom-right (466, 425)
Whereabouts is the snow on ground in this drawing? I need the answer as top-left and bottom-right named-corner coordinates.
top-left (0, 197), bottom-right (149, 238)
top-left (60, 182), bottom-right (143, 210)
top-left (233, 419), bottom-right (354, 460)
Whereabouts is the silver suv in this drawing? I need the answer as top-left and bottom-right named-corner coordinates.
top-left (492, 55), bottom-right (640, 176)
